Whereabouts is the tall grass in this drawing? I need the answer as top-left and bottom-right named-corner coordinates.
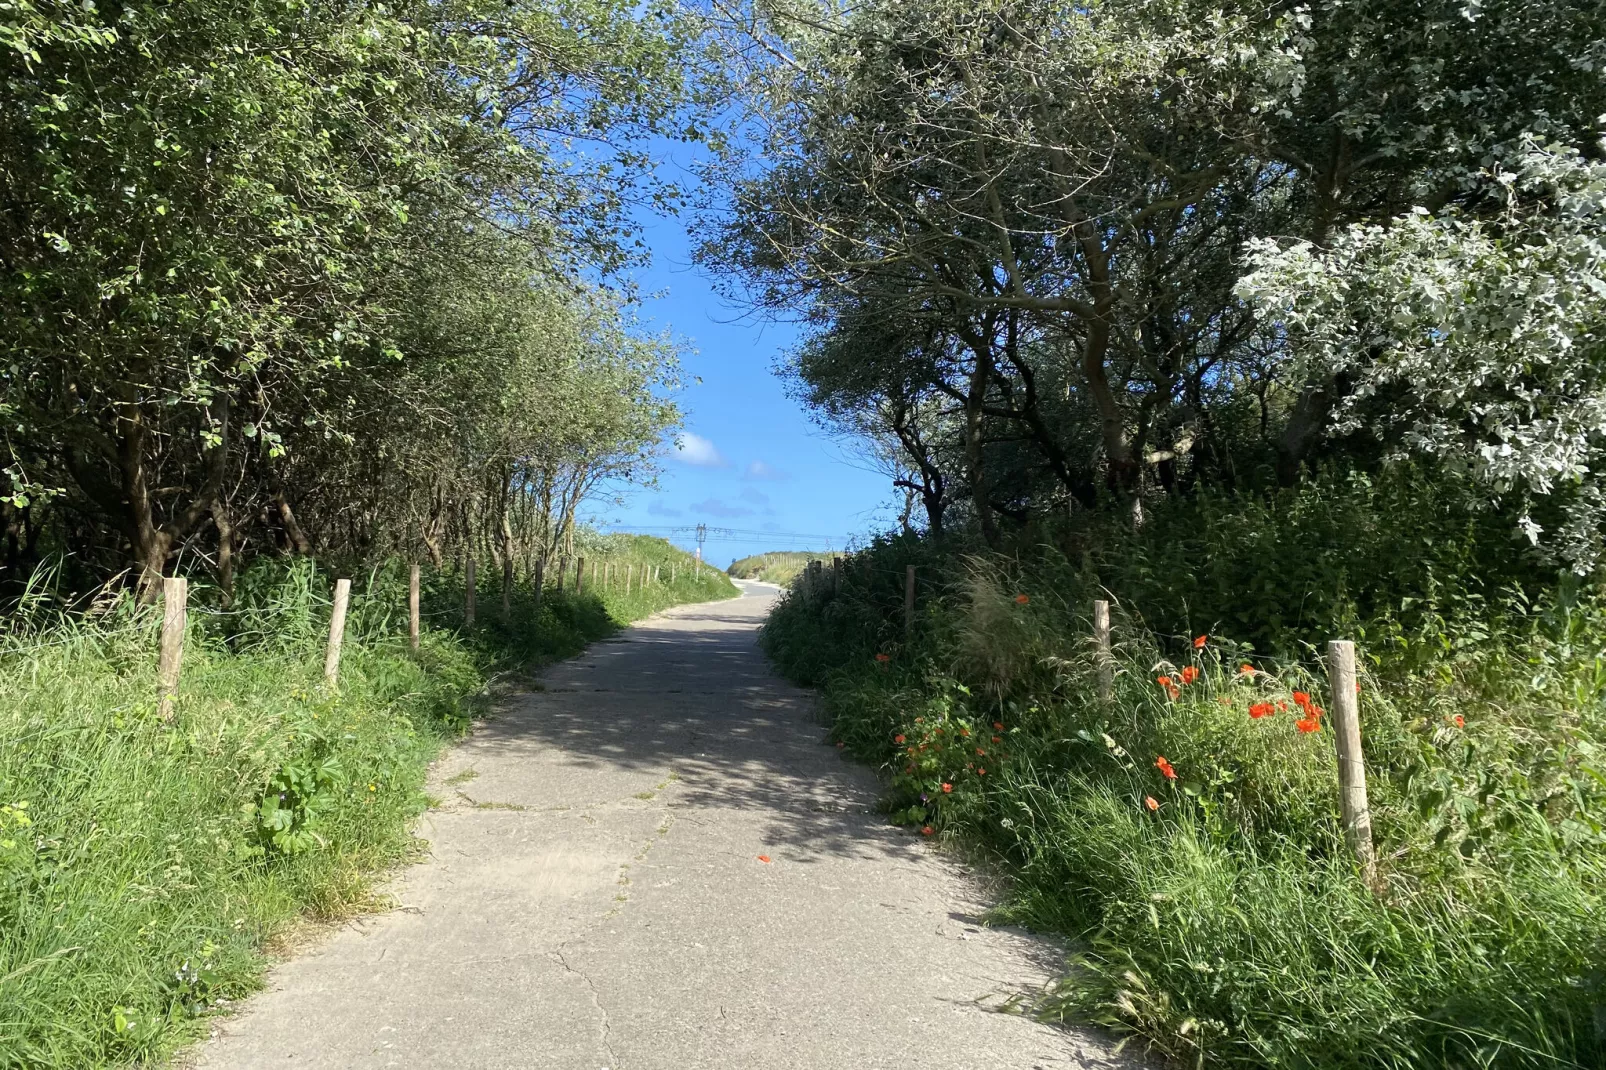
top-left (0, 538), bottom-right (734, 1068)
top-left (763, 524), bottom-right (1606, 1069)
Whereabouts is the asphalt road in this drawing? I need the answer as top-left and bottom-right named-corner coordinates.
top-left (190, 582), bottom-right (1124, 1069)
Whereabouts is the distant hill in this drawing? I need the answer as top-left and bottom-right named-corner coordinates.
top-left (726, 551), bottom-right (833, 586)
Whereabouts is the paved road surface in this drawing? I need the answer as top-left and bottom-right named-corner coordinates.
top-left (191, 582), bottom-right (1122, 1070)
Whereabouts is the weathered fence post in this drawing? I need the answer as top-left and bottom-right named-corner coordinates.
top-left (464, 557), bottom-right (476, 626)
top-left (533, 558), bottom-right (545, 612)
top-left (671, 563), bottom-right (676, 585)
top-left (408, 563), bottom-right (421, 652)
top-left (1327, 640), bottom-right (1378, 887)
top-left (324, 578), bottom-right (351, 684)
top-left (1093, 599), bottom-right (1113, 703)
top-left (904, 564), bottom-right (916, 635)
top-left (626, 563), bottom-right (634, 594)
top-left (576, 556), bottom-right (586, 595)
top-left (157, 576), bottom-right (188, 721)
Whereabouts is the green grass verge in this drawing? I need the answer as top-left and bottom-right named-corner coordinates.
top-left (763, 536), bottom-right (1606, 1070)
top-left (0, 538), bottom-right (735, 1068)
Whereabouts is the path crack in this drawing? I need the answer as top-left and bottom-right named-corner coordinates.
top-left (552, 945), bottom-right (618, 1069)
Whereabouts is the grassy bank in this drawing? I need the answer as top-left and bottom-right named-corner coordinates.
top-left (763, 503), bottom-right (1606, 1069)
top-left (0, 537), bottom-right (734, 1068)
top-left (726, 551), bottom-right (833, 586)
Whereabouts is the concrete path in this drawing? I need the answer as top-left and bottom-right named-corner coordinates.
top-left (191, 583), bottom-right (1122, 1070)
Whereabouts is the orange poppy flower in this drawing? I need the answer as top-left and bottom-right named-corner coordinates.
top-left (895, 734), bottom-right (906, 744)
top-left (1179, 665), bottom-right (1199, 685)
top-left (921, 825), bottom-right (934, 836)
top-left (991, 735), bottom-right (1002, 743)
top-left (942, 782), bottom-right (953, 794)
top-left (1452, 714), bottom-right (1466, 728)
top-left (993, 721), bottom-right (1004, 731)
top-left (1249, 702), bottom-right (1275, 719)
top-left (875, 653), bottom-right (890, 663)
top-left (1144, 796), bottom-right (1159, 811)
top-left (1295, 716), bottom-right (1321, 734)
top-left (1155, 756), bottom-right (1177, 780)
top-left (1193, 635), bottom-right (1208, 649)
top-left (976, 748), bottom-right (986, 756)
top-left (977, 768), bottom-right (985, 775)
top-left (1015, 594), bottom-right (1030, 605)
top-left (1292, 690), bottom-right (1311, 709)
top-left (1239, 663), bottom-right (1256, 677)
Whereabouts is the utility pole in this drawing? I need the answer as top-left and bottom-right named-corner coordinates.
top-left (695, 523), bottom-right (707, 578)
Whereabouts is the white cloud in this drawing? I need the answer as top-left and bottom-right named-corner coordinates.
top-left (674, 432), bottom-right (728, 468)
top-left (690, 497), bottom-right (753, 518)
top-left (743, 460), bottom-right (790, 481)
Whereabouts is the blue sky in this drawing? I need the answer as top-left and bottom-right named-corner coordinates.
top-left (579, 181), bottom-right (891, 568)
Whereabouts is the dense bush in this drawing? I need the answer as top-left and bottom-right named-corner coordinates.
top-left (0, 540), bottom-right (733, 1068)
top-left (765, 486), bottom-right (1606, 1069)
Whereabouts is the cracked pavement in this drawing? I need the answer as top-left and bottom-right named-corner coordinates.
top-left (189, 582), bottom-right (1127, 1069)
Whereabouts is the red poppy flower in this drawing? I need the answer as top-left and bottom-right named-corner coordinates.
top-left (1296, 716), bottom-right (1321, 734)
top-left (1015, 594), bottom-right (1030, 605)
top-left (1292, 690), bottom-right (1311, 709)
top-left (992, 735), bottom-right (1002, 743)
top-left (1239, 663), bottom-right (1256, 677)
top-left (976, 748), bottom-right (986, 756)
top-left (875, 653), bottom-right (890, 663)
top-left (1144, 796), bottom-right (1159, 811)
top-left (921, 826), bottom-right (934, 836)
top-left (1179, 665), bottom-right (1199, 685)
top-left (993, 721), bottom-right (1004, 731)
top-left (1249, 702), bottom-right (1275, 720)
top-left (977, 768), bottom-right (986, 775)
top-left (942, 782), bottom-right (953, 794)
top-left (1452, 714), bottom-right (1466, 728)
top-left (757, 855), bottom-right (772, 863)
top-left (960, 727), bottom-right (970, 737)
top-left (895, 734), bottom-right (906, 744)
top-left (1193, 635), bottom-right (1208, 648)
top-left (1155, 756), bottom-right (1177, 780)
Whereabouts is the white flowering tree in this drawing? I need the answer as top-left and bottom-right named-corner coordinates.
top-left (1237, 143), bottom-right (1606, 569)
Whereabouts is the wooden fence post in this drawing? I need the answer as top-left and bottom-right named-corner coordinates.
top-left (157, 576), bottom-right (187, 721)
top-left (1093, 599), bottom-right (1113, 703)
top-left (1327, 640), bottom-right (1378, 887)
top-left (408, 563), bottom-right (421, 652)
top-left (576, 556), bottom-right (586, 595)
top-left (324, 578), bottom-right (351, 684)
top-left (626, 563), bottom-right (633, 594)
top-left (533, 558), bottom-right (545, 612)
top-left (671, 563), bottom-right (676, 585)
top-left (464, 558), bottom-right (476, 626)
top-left (904, 564), bottom-right (916, 635)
